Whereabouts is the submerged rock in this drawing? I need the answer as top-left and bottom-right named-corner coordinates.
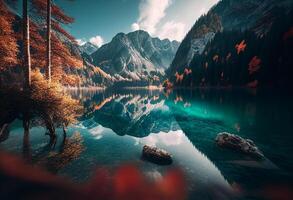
top-left (142, 145), bottom-right (173, 165)
top-left (216, 132), bottom-right (264, 159)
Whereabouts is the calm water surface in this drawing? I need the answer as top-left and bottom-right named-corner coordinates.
top-left (1, 88), bottom-right (292, 199)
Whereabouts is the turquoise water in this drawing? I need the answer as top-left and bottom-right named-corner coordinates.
top-left (1, 88), bottom-right (292, 199)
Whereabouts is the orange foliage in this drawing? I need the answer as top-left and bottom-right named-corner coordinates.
top-left (0, 1), bottom-right (18, 70)
top-left (28, 24), bottom-right (82, 81)
top-left (50, 34), bottom-right (83, 79)
top-left (94, 96), bottom-right (114, 111)
top-left (184, 68), bottom-right (192, 75)
top-left (93, 66), bottom-right (112, 79)
top-left (248, 56), bottom-right (261, 74)
top-left (7, 2), bottom-right (83, 83)
top-left (175, 72), bottom-right (184, 83)
top-left (163, 79), bottom-right (173, 89)
top-left (22, 0), bottom-right (83, 82)
top-left (235, 40), bottom-right (247, 54)
top-left (61, 74), bottom-right (80, 86)
top-left (31, 0), bottom-right (75, 41)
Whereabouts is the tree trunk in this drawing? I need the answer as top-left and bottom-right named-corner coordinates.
top-left (23, 0), bottom-right (31, 88)
top-left (45, 115), bottom-right (56, 141)
top-left (23, 129), bottom-right (31, 161)
top-left (23, 113), bottom-right (30, 132)
top-left (62, 124), bottom-right (67, 139)
top-left (46, 0), bottom-right (51, 82)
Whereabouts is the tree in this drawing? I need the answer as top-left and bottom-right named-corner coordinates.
top-left (23, 0), bottom-right (31, 88)
top-left (31, 0), bottom-right (82, 83)
top-left (22, 0), bottom-right (32, 132)
top-left (46, 0), bottom-right (51, 82)
top-left (0, 0), bottom-right (18, 72)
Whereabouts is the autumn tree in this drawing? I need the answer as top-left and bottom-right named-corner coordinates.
top-left (23, 0), bottom-right (32, 89)
top-left (22, 0), bottom-right (32, 132)
top-left (30, 0), bottom-right (82, 83)
top-left (0, 0), bottom-right (18, 73)
top-left (46, 0), bottom-right (52, 82)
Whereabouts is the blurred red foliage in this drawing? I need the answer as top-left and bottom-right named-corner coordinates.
top-left (248, 56), bottom-right (261, 74)
top-left (283, 27), bottom-right (293, 41)
top-left (0, 152), bottom-right (186, 200)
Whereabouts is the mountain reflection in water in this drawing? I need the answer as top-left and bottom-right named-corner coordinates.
top-left (1, 88), bottom-right (292, 199)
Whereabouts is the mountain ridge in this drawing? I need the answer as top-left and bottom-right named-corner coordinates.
top-left (91, 30), bottom-right (180, 81)
top-left (167, 0), bottom-right (293, 76)
top-left (79, 42), bottom-right (99, 55)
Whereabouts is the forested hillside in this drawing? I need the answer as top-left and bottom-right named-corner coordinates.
top-left (166, 0), bottom-right (293, 88)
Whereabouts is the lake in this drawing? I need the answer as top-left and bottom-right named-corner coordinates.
top-left (1, 88), bottom-right (293, 199)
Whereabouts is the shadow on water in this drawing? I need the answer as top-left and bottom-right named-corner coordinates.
top-left (22, 129), bottom-right (31, 162)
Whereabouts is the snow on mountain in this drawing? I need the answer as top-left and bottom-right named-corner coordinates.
top-left (79, 42), bottom-right (99, 55)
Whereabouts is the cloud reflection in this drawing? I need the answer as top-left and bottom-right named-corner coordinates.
top-left (137, 130), bottom-right (184, 147)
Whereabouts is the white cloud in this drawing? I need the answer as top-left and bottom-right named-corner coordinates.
top-left (133, 0), bottom-right (171, 35)
top-left (76, 39), bottom-right (86, 46)
top-left (89, 35), bottom-right (104, 47)
top-left (131, 0), bottom-right (186, 41)
top-left (131, 23), bottom-right (140, 31)
top-left (199, 7), bottom-right (208, 15)
top-left (157, 21), bottom-right (186, 41)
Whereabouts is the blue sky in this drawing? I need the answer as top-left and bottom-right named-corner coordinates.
top-left (55, 0), bottom-right (219, 46)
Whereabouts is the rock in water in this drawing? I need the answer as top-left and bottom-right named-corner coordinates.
top-left (142, 145), bottom-right (172, 165)
top-left (216, 132), bottom-right (264, 159)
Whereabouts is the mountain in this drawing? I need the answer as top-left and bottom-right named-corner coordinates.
top-left (91, 30), bottom-right (180, 81)
top-left (61, 40), bottom-right (114, 87)
top-left (81, 92), bottom-right (177, 137)
top-left (167, 0), bottom-right (293, 76)
top-left (166, 0), bottom-right (293, 88)
top-left (79, 42), bottom-right (99, 55)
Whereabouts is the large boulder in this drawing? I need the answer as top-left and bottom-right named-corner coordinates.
top-left (142, 145), bottom-right (173, 165)
top-left (216, 132), bottom-right (264, 159)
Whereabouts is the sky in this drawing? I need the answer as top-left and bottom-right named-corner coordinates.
top-left (55, 0), bottom-right (219, 46)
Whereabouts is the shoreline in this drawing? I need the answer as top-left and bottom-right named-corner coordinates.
top-left (64, 86), bottom-right (106, 90)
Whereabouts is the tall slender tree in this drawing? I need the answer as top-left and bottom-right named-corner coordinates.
top-left (46, 0), bottom-right (51, 82)
top-left (22, 0), bottom-right (31, 132)
top-left (23, 0), bottom-right (31, 88)
top-left (31, 0), bottom-right (82, 82)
